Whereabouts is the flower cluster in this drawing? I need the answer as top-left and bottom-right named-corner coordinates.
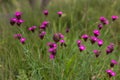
top-left (47, 42), bottom-right (57, 59)
top-left (10, 11), bottom-right (24, 26)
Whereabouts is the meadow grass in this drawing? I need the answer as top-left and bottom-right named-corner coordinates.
top-left (0, 0), bottom-right (120, 80)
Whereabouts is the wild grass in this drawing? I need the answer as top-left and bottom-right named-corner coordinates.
top-left (0, 0), bottom-right (120, 80)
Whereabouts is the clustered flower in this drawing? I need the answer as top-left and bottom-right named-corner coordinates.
top-left (99, 16), bottom-right (109, 25)
top-left (10, 11), bottom-right (24, 26)
top-left (106, 69), bottom-right (116, 78)
top-left (47, 42), bottom-right (57, 59)
top-left (14, 33), bottom-right (26, 44)
top-left (77, 40), bottom-right (86, 52)
top-left (106, 43), bottom-right (114, 54)
top-left (10, 11), bottom-right (118, 78)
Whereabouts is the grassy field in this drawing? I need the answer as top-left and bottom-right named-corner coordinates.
top-left (0, 0), bottom-right (120, 80)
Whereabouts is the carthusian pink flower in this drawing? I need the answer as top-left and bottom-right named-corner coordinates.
top-left (99, 16), bottom-right (109, 25)
top-left (28, 26), bottom-right (36, 32)
top-left (81, 34), bottom-right (89, 41)
top-left (14, 34), bottom-right (22, 39)
top-left (16, 19), bottom-right (24, 26)
top-left (97, 39), bottom-right (103, 47)
top-left (112, 15), bottom-right (118, 21)
top-left (106, 69), bottom-right (116, 78)
top-left (10, 18), bottom-right (17, 25)
top-left (106, 43), bottom-right (114, 54)
top-left (50, 54), bottom-right (55, 59)
top-left (79, 45), bottom-right (86, 52)
top-left (60, 39), bottom-right (67, 47)
top-left (89, 36), bottom-right (98, 44)
top-left (43, 10), bottom-right (48, 16)
top-left (77, 40), bottom-right (81, 47)
top-left (42, 21), bottom-right (49, 27)
top-left (93, 50), bottom-right (101, 57)
top-left (98, 23), bottom-right (103, 30)
top-left (110, 59), bottom-right (117, 67)
top-left (53, 33), bottom-right (64, 43)
top-left (47, 42), bottom-right (57, 49)
top-left (15, 11), bottom-right (22, 19)
top-left (20, 37), bottom-right (26, 44)
top-left (93, 29), bottom-right (100, 37)
top-left (47, 42), bottom-right (57, 59)
top-left (39, 31), bottom-right (46, 39)
top-left (57, 11), bottom-right (63, 17)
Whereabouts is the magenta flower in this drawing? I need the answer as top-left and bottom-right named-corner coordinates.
top-left (81, 34), bottom-right (89, 41)
top-left (97, 39), bottom-right (103, 47)
top-left (40, 24), bottom-right (46, 30)
top-left (16, 19), bottom-right (24, 26)
top-left (93, 50), bottom-right (101, 57)
top-left (28, 26), bottom-right (36, 32)
top-left (53, 33), bottom-right (64, 43)
top-left (15, 11), bottom-right (22, 19)
top-left (20, 37), bottom-right (26, 44)
top-left (89, 36), bottom-right (98, 44)
top-left (79, 45), bottom-right (86, 52)
top-left (57, 11), bottom-right (63, 17)
top-left (112, 15), bottom-right (118, 21)
top-left (47, 42), bottom-right (57, 49)
top-left (60, 39), bottom-right (67, 47)
top-left (106, 69), bottom-right (116, 78)
top-left (50, 54), bottom-right (55, 59)
top-left (98, 23), bottom-right (103, 30)
top-left (99, 16), bottom-right (109, 25)
top-left (43, 10), bottom-right (48, 16)
top-left (48, 48), bottom-right (56, 54)
top-left (14, 34), bottom-right (22, 39)
top-left (10, 18), bottom-right (17, 25)
top-left (53, 33), bottom-right (61, 43)
top-left (110, 59), bottom-right (117, 67)
top-left (106, 43), bottom-right (114, 54)
top-left (77, 40), bottom-right (81, 47)
top-left (47, 42), bottom-right (57, 59)
top-left (93, 29), bottom-right (100, 37)
top-left (39, 31), bottom-right (46, 39)
top-left (42, 21), bottom-right (49, 27)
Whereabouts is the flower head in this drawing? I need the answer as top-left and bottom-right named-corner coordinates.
top-left (112, 15), bottom-right (118, 21)
top-left (99, 16), bottom-right (109, 25)
top-left (110, 59), bottom-right (117, 67)
top-left (28, 26), bottom-right (36, 32)
top-left (98, 23), bottom-right (103, 30)
top-left (57, 11), bottom-right (63, 17)
top-left (20, 37), bottom-right (26, 44)
top-left (89, 36), bottom-right (98, 44)
top-left (93, 50), bottom-right (101, 57)
top-left (50, 53), bottom-right (55, 59)
top-left (14, 34), bottom-right (22, 39)
top-left (79, 45), bottom-right (86, 52)
top-left (93, 29), bottom-right (100, 37)
top-left (106, 69), bottom-right (116, 78)
top-left (81, 34), bottom-right (89, 41)
top-left (97, 39), bottom-right (103, 47)
top-left (15, 11), bottom-right (22, 19)
top-left (77, 40), bottom-right (81, 47)
top-left (106, 43), bottom-right (114, 54)
top-left (10, 18), bottom-right (17, 25)
top-left (60, 39), bottom-right (67, 47)
top-left (43, 10), bottom-right (48, 16)
top-left (39, 31), bottom-right (46, 39)
top-left (16, 19), bottom-right (24, 26)
top-left (53, 33), bottom-right (64, 43)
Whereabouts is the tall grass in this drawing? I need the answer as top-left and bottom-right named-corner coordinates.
top-left (0, 0), bottom-right (120, 80)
